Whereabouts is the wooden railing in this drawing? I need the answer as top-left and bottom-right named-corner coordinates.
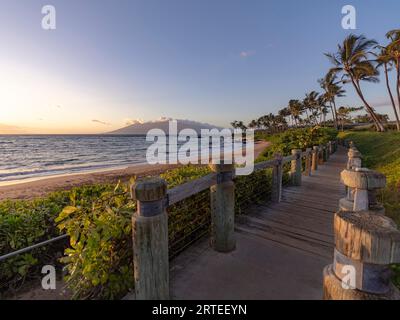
top-left (130, 140), bottom-right (339, 299)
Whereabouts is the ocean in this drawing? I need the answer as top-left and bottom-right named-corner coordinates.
top-left (0, 135), bottom-right (243, 183)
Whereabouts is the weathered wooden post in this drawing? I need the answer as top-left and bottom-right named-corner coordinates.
top-left (132, 177), bottom-right (169, 300)
top-left (290, 149), bottom-right (302, 186)
top-left (311, 146), bottom-right (319, 172)
top-left (209, 163), bottom-right (236, 252)
top-left (303, 148), bottom-right (312, 176)
top-left (322, 144), bottom-right (329, 162)
top-left (318, 145), bottom-right (325, 165)
top-left (339, 168), bottom-right (386, 214)
top-left (328, 141), bottom-right (334, 155)
top-left (323, 211), bottom-right (400, 300)
top-left (271, 153), bottom-right (283, 202)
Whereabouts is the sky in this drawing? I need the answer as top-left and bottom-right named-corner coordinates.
top-left (0, 0), bottom-right (400, 134)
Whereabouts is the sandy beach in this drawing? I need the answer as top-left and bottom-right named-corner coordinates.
top-left (0, 141), bottom-right (270, 200)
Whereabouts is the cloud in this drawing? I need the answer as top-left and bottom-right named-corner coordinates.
top-left (125, 118), bottom-right (145, 126)
top-left (239, 50), bottom-right (256, 58)
top-left (124, 117), bottom-right (173, 126)
top-left (92, 119), bottom-right (111, 125)
top-left (371, 98), bottom-right (397, 108)
top-left (0, 123), bottom-right (27, 134)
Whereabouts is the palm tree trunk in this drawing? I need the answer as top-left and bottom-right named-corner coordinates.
top-left (332, 100), bottom-right (339, 128)
top-left (349, 76), bottom-right (385, 132)
top-left (329, 102), bottom-right (338, 129)
top-left (384, 63), bottom-right (400, 131)
top-left (395, 61), bottom-right (400, 129)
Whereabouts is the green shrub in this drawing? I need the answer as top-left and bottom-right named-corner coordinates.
top-left (259, 127), bottom-right (337, 159)
top-left (56, 181), bottom-right (135, 300)
top-left (0, 184), bottom-right (113, 294)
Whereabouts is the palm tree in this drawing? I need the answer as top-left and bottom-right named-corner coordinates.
top-left (248, 119), bottom-right (258, 130)
top-left (325, 34), bottom-right (385, 131)
top-left (305, 91), bottom-right (321, 125)
top-left (288, 99), bottom-right (303, 127)
top-left (230, 120), bottom-right (247, 130)
top-left (386, 29), bottom-right (400, 130)
top-left (374, 46), bottom-right (400, 131)
top-left (278, 107), bottom-right (289, 123)
top-left (318, 72), bottom-right (346, 129)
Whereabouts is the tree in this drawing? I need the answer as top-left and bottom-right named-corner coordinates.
top-left (385, 29), bottom-right (400, 130)
top-left (325, 34), bottom-right (385, 131)
top-left (248, 119), bottom-right (258, 129)
top-left (374, 47), bottom-right (400, 131)
top-left (288, 99), bottom-right (303, 127)
top-left (230, 120), bottom-right (247, 131)
top-left (303, 91), bottom-right (319, 125)
top-left (337, 106), bottom-right (364, 131)
top-left (318, 72), bottom-right (346, 129)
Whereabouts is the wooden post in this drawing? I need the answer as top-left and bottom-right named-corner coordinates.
top-left (303, 148), bottom-right (312, 176)
top-left (328, 141), bottom-right (334, 155)
top-left (318, 145), bottom-right (324, 165)
top-left (323, 211), bottom-right (400, 300)
top-left (209, 163), bottom-right (236, 253)
top-left (311, 146), bottom-right (319, 172)
top-left (271, 153), bottom-right (283, 202)
top-left (323, 144), bottom-right (329, 162)
top-left (339, 168), bottom-right (386, 214)
top-left (132, 177), bottom-right (169, 300)
top-left (291, 149), bottom-right (302, 186)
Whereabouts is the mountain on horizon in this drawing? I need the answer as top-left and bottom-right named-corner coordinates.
top-left (107, 119), bottom-right (224, 135)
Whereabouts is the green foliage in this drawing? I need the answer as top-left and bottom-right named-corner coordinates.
top-left (0, 184), bottom-right (113, 293)
top-left (160, 165), bottom-right (211, 187)
top-left (56, 181), bottom-right (135, 300)
top-left (338, 131), bottom-right (400, 184)
top-left (259, 127), bottom-right (337, 159)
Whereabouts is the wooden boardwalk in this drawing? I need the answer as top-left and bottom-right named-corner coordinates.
top-left (170, 147), bottom-right (347, 300)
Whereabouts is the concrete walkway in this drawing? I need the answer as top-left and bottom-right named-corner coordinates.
top-left (170, 147), bottom-right (347, 300)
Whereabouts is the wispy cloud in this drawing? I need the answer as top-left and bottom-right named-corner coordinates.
top-left (125, 118), bottom-right (145, 126)
top-left (239, 50), bottom-right (256, 58)
top-left (92, 119), bottom-right (111, 125)
top-left (124, 117), bottom-right (173, 126)
top-left (371, 98), bottom-right (397, 108)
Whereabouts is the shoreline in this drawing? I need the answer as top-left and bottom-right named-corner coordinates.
top-left (0, 141), bottom-right (270, 200)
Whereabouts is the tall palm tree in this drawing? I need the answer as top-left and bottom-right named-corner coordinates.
top-left (304, 91), bottom-right (321, 125)
top-left (318, 72), bottom-right (346, 129)
top-left (288, 99), bottom-right (303, 127)
top-left (374, 46), bottom-right (400, 131)
top-left (386, 29), bottom-right (400, 129)
top-left (325, 34), bottom-right (385, 132)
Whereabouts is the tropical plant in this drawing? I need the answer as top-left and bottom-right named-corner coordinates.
top-left (374, 46), bottom-right (400, 131)
top-left (288, 99), bottom-right (303, 127)
top-left (325, 34), bottom-right (385, 132)
top-left (318, 72), bottom-right (346, 129)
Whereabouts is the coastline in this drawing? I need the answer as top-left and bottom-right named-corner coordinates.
top-left (0, 141), bottom-right (270, 200)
